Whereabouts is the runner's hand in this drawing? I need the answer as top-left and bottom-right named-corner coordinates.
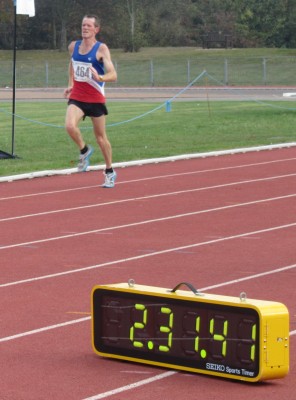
top-left (64, 87), bottom-right (72, 98)
top-left (89, 67), bottom-right (104, 82)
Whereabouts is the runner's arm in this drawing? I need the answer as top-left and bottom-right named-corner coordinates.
top-left (64, 41), bottom-right (76, 98)
top-left (91, 43), bottom-right (117, 83)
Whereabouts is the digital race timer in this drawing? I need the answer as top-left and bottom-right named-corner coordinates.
top-left (91, 281), bottom-right (289, 382)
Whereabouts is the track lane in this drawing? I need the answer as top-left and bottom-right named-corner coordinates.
top-left (1, 149), bottom-right (295, 399)
top-left (0, 269), bottom-right (295, 400)
top-left (1, 164), bottom-right (296, 244)
top-left (1, 159), bottom-right (296, 220)
top-left (1, 225), bottom-right (296, 337)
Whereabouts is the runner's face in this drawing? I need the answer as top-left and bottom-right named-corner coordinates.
top-left (81, 18), bottom-right (99, 39)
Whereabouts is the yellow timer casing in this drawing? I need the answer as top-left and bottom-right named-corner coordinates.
top-left (91, 283), bottom-right (289, 382)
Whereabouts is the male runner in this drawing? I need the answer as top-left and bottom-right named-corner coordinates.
top-left (64, 14), bottom-right (117, 188)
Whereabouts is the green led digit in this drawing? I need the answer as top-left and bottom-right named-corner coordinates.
top-left (194, 316), bottom-right (201, 352)
top-left (209, 316), bottom-right (228, 358)
top-left (181, 312), bottom-right (202, 356)
top-left (237, 319), bottom-right (257, 364)
top-left (159, 307), bottom-right (174, 352)
top-left (250, 323), bottom-right (256, 361)
top-left (129, 303), bottom-right (147, 348)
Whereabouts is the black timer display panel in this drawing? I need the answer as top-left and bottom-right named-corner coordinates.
top-left (91, 283), bottom-right (289, 382)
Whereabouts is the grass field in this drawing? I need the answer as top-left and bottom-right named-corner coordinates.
top-left (1, 47), bottom-right (296, 87)
top-left (1, 98), bottom-right (295, 177)
top-left (2, 46), bottom-right (296, 63)
top-left (1, 47), bottom-right (296, 177)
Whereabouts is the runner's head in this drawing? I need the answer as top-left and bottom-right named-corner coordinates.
top-left (81, 15), bottom-right (100, 38)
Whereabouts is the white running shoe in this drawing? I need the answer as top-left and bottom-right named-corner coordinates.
top-left (102, 170), bottom-right (117, 188)
top-left (77, 146), bottom-right (93, 172)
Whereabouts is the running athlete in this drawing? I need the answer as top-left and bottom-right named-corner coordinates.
top-left (64, 15), bottom-right (117, 188)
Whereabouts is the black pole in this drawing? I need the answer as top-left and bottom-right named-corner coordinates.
top-left (0, 0), bottom-right (16, 159)
top-left (12, 0), bottom-right (17, 156)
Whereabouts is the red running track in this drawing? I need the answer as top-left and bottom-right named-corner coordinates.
top-left (0, 148), bottom-right (296, 400)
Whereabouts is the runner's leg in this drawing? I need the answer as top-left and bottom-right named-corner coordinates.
top-left (65, 104), bottom-right (85, 150)
top-left (91, 115), bottom-right (112, 169)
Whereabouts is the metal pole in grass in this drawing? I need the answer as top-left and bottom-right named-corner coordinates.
top-left (204, 74), bottom-right (211, 118)
top-left (11, 0), bottom-right (35, 158)
top-left (0, 1), bottom-right (17, 159)
top-left (0, 1), bottom-right (16, 159)
top-left (11, 0), bottom-right (17, 157)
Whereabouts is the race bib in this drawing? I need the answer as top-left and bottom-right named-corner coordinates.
top-left (72, 60), bottom-right (92, 82)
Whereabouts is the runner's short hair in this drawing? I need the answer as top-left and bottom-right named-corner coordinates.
top-left (83, 15), bottom-right (100, 28)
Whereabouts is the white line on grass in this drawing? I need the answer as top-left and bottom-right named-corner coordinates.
top-left (1, 143), bottom-right (295, 183)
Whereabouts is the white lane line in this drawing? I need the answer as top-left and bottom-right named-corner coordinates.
top-left (82, 261), bottom-right (296, 400)
top-left (1, 156), bottom-right (296, 201)
top-left (1, 261), bottom-right (295, 343)
top-left (1, 224), bottom-right (296, 290)
top-left (0, 184), bottom-right (99, 201)
top-left (1, 263), bottom-right (295, 400)
top-left (1, 173), bottom-right (296, 222)
top-left (0, 317), bottom-right (90, 343)
top-left (201, 264), bottom-right (296, 291)
top-left (1, 193), bottom-right (296, 251)
top-left (81, 371), bottom-right (176, 400)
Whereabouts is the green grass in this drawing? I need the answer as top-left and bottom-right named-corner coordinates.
top-left (2, 47), bottom-right (296, 63)
top-left (1, 99), bottom-right (295, 177)
top-left (2, 47), bottom-right (296, 87)
top-left (1, 47), bottom-right (296, 176)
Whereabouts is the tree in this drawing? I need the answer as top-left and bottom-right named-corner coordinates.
top-left (0, 0), bottom-right (14, 49)
top-left (198, 0), bottom-right (237, 34)
top-left (142, 0), bottom-right (201, 46)
top-left (46, 0), bottom-right (84, 50)
top-left (235, 0), bottom-right (287, 47)
top-left (1, 0), bottom-right (296, 50)
top-left (284, 0), bottom-right (296, 48)
top-left (115, 0), bottom-right (146, 52)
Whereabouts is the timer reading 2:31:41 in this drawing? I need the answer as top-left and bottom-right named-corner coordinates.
top-left (91, 282), bottom-right (289, 382)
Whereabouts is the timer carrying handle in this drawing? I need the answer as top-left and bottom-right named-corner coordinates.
top-left (170, 282), bottom-right (203, 296)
